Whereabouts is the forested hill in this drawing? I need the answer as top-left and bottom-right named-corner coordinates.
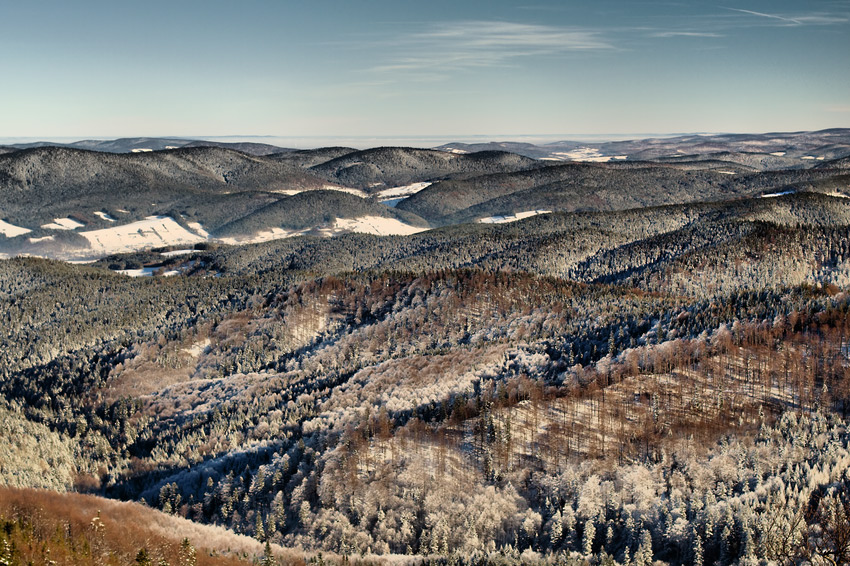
top-left (3, 132), bottom-right (850, 565)
top-left (308, 147), bottom-right (540, 191)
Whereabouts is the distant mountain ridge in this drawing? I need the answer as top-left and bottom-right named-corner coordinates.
top-left (5, 137), bottom-right (293, 155)
top-left (2, 129), bottom-right (849, 261)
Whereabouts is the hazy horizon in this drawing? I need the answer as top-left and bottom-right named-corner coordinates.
top-left (1, 128), bottom-right (844, 151)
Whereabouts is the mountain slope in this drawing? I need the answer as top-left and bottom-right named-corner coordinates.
top-left (310, 147), bottom-right (540, 191)
top-left (398, 161), bottom-right (845, 225)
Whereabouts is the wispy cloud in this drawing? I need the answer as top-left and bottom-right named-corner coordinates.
top-left (369, 21), bottom-right (613, 77)
top-left (724, 7), bottom-right (804, 25)
top-left (722, 7), bottom-right (849, 27)
top-left (650, 31), bottom-right (723, 38)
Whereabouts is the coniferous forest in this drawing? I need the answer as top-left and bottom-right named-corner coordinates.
top-left (2, 133), bottom-right (850, 565)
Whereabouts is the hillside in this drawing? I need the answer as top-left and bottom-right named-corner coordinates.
top-left (213, 190), bottom-right (430, 240)
top-left (0, 487), bottom-right (301, 565)
top-left (4, 132), bottom-right (850, 565)
top-left (0, 146), bottom-right (335, 226)
top-left (397, 161), bottom-right (845, 225)
top-left (310, 147), bottom-right (540, 190)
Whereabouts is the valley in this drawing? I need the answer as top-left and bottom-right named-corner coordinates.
top-left (2, 130), bottom-right (850, 565)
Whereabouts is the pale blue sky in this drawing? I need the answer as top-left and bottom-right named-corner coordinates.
top-left (1, 0), bottom-right (848, 143)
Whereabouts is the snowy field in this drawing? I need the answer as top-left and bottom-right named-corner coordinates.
top-left (550, 148), bottom-right (628, 162)
top-left (93, 211), bottom-right (116, 222)
top-left (334, 216), bottom-right (427, 236)
top-left (761, 190), bottom-right (797, 198)
top-left (0, 219), bottom-right (31, 237)
top-left (478, 210), bottom-right (552, 224)
top-left (81, 216), bottom-right (206, 255)
top-left (41, 217), bottom-right (85, 230)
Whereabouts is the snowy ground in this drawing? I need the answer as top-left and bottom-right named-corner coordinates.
top-left (93, 211), bottom-right (116, 222)
top-left (81, 216), bottom-right (206, 255)
top-left (218, 227), bottom-right (311, 246)
top-left (334, 216), bottom-right (427, 236)
top-left (116, 267), bottom-right (180, 277)
top-left (550, 149), bottom-right (628, 162)
top-left (0, 219), bottom-right (31, 237)
top-left (478, 210), bottom-right (552, 224)
top-left (375, 182), bottom-right (432, 207)
top-left (761, 190), bottom-right (797, 198)
top-left (41, 217), bottom-right (85, 230)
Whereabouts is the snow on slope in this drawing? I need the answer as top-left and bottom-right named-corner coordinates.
top-left (478, 210), bottom-right (552, 224)
top-left (376, 182), bottom-right (432, 200)
top-left (0, 219), bottom-right (31, 237)
top-left (81, 216), bottom-right (205, 254)
top-left (94, 211), bottom-right (116, 222)
top-left (218, 227), bottom-right (311, 246)
top-left (761, 190), bottom-right (797, 198)
top-left (42, 217), bottom-right (85, 230)
top-left (333, 216), bottom-right (427, 236)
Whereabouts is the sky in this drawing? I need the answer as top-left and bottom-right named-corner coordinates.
top-left (0, 0), bottom-right (848, 145)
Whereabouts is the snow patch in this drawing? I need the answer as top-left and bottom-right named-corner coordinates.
top-left (116, 266), bottom-right (181, 277)
top-left (553, 148), bottom-right (626, 162)
top-left (0, 219), bottom-right (31, 237)
top-left (94, 211), bottom-right (116, 222)
top-left (28, 235), bottom-right (54, 243)
top-left (716, 170), bottom-right (737, 175)
top-left (182, 338), bottom-right (211, 358)
top-left (42, 217), bottom-right (85, 230)
top-left (376, 182), bottom-right (432, 200)
top-left (218, 227), bottom-right (310, 246)
top-left (186, 222), bottom-right (209, 238)
top-left (770, 152), bottom-right (786, 156)
top-left (82, 216), bottom-right (205, 255)
top-left (478, 210), bottom-right (552, 224)
top-left (160, 249), bottom-right (197, 257)
top-left (333, 216), bottom-right (427, 236)
top-left (761, 190), bottom-right (797, 198)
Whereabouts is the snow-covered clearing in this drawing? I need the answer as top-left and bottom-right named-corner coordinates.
top-left (182, 338), bottom-right (211, 358)
top-left (770, 151), bottom-right (786, 156)
top-left (333, 216), bottom-right (427, 236)
top-left (218, 227), bottom-right (310, 246)
top-left (116, 266), bottom-right (181, 277)
top-left (553, 148), bottom-right (627, 162)
top-left (376, 182), bottom-right (432, 199)
top-left (41, 217), bottom-right (85, 230)
top-left (81, 216), bottom-right (205, 254)
top-left (0, 219), bottom-right (31, 237)
top-left (185, 222), bottom-right (209, 238)
top-left (478, 210), bottom-right (552, 224)
top-left (160, 249), bottom-right (197, 257)
top-left (761, 190), bottom-right (797, 198)
top-left (28, 235), bottom-right (54, 243)
top-left (93, 211), bottom-right (116, 222)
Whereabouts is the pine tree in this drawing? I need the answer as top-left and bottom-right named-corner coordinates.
top-left (178, 538), bottom-right (196, 566)
top-left (262, 541), bottom-right (277, 566)
top-left (634, 530), bottom-right (652, 566)
top-left (583, 519), bottom-right (596, 556)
